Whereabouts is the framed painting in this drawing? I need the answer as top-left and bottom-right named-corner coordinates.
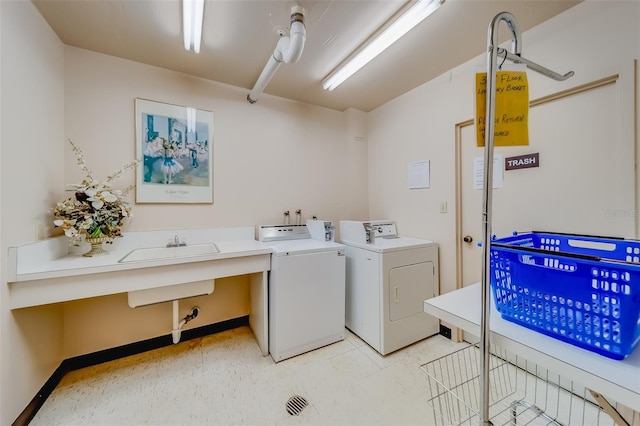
top-left (134, 98), bottom-right (213, 203)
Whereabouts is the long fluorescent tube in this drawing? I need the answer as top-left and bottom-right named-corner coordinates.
top-left (322, 0), bottom-right (443, 91)
top-left (183, 0), bottom-right (204, 53)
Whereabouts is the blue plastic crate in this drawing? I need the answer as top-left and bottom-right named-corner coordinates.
top-left (490, 231), bottom-right (640, 360)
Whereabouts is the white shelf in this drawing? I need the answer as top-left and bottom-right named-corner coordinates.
top-left (424, 283), bottom-right (640, 410)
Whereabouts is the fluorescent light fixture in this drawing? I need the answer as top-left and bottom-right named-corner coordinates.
top-left (322, 0), bottom-right (443, 91)
top-left (183, 0), bottom-right (204, 53)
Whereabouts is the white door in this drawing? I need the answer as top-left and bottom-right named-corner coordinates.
top-left (457, 71), bottom-right (637, 340)
top-left (388, 261), bottom-right (434, 321)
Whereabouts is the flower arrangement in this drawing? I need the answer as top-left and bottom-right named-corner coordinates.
top-left (53, 139), bottom-right (139, 245)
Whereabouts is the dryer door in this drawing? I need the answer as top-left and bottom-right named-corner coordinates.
top-left (388, 261), bottom-right (434, 321)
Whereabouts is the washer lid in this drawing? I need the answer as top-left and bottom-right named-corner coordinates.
top-left (340, 236), bottom-right (437, 253)
top-left (267, 239), bottom-right (345, 256)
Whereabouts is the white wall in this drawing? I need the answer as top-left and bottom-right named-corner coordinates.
top-left (0, 1), bottom-right (65, 423)
top-left (367, 1), bottom-right (640, 296)
top-left (59, 46), bottom-right (369, 360)
top-left (63, 46), bottom-right (369, 231)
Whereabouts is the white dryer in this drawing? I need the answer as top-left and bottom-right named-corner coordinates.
top-left (339, 220), bottom-right (439, 355)
top-left (259, 223), bottom-right (346, 362)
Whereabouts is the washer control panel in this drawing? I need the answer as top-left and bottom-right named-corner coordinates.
top-left (258, 224), bottom-right (310, 242)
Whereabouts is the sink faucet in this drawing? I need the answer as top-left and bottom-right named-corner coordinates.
top-left (167, 235), bottom-right (186, 247)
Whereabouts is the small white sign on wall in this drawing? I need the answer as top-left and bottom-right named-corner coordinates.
top-left (409, 160), bottom-right (430, 189)
top-left (473, 154), bottom-right (504, 189)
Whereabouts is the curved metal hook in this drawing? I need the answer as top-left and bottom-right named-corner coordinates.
top-left (489, 11), bottom-right (521, 56)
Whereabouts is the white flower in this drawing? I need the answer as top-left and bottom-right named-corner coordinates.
top-left (53, 219), bottom-right (79, 238)
top-left (64, 227), bottom-right (79, 238)
top-left (53, 218), bottom-right (74, 227)
top-left (120, 204), bottom-right (131, 217)
top-left (86, 188), bottom-right (117, 210)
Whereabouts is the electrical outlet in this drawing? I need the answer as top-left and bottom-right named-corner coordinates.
top-left (439, 324), bottom-right (452, 339)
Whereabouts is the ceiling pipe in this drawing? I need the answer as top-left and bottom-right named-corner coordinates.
top-left (247, 5), bottom-right (306, 104)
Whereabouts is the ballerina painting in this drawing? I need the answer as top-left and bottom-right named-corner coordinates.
top-left (135, 98), bottom-right (213, 203)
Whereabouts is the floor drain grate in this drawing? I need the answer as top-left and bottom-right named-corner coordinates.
top-left (286, 395), bottom-right (308, 416)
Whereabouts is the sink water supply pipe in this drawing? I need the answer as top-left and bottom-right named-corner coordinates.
top-left (172, 301), bottom-right (200, 344)
top-left (247, 5), bottom-right (306, 103)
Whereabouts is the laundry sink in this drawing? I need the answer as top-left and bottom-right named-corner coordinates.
top-left (119, 243), bottom-right (219, 263)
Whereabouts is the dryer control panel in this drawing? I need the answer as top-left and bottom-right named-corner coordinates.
top-left (340, 220), bottom-right (398, 245)
top-left (365, 222), bottom-right (397, 239)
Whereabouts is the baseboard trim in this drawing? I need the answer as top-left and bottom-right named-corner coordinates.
top-left (12, 316), bottom-right (250, 426)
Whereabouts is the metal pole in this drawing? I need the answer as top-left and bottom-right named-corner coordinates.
top-left (480, 12), bottom-right (571, 424)
top-left (480, 11), bottom-right (521, 425)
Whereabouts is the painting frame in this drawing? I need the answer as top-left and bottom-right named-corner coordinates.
top-left (135, 98), bottom-right (213, 203)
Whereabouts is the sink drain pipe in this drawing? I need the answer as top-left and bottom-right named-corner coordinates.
top-left (172, 300), bottom-right (200, 344)
top-left (247, 5), bottom-right (306, 103)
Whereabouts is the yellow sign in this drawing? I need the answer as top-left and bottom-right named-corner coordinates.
top-left (476, 71), bottom-right (529, 147)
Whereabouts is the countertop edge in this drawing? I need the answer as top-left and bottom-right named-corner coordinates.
top-left (11, 248), bottom-right (273, 282)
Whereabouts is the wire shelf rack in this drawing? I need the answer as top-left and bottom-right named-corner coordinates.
top-left (421, 344), bottom-right (637, 426)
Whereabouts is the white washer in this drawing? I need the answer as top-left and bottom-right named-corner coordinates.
top-left (339, 220), bottom-right (439, 355)
top-left (259, 223), bottom-right (346, 362)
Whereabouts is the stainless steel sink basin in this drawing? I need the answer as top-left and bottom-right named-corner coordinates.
top-left (118, 243), bottom-right (219, 263)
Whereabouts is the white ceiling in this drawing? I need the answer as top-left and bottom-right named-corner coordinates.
top-left (32, 0), bottom-right (581, 112)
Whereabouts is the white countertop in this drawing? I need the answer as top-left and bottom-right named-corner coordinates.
top-left (7, 227), bottom-right (273, 309)
top-left (8, 227), bottom-right (272, 282)
top-left (11, 239), bottom-right (271, 282)
top-left (424, 283), bottom-right (640, 410)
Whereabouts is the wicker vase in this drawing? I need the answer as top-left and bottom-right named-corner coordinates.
top-left (83, 236), bottom-right (110, 257)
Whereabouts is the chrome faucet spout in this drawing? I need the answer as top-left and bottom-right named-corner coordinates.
top-left (167, 235), bottom-right (186, 247)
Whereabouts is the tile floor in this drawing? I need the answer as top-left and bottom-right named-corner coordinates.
top-left (31, 327), bottom-right (468, 425)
